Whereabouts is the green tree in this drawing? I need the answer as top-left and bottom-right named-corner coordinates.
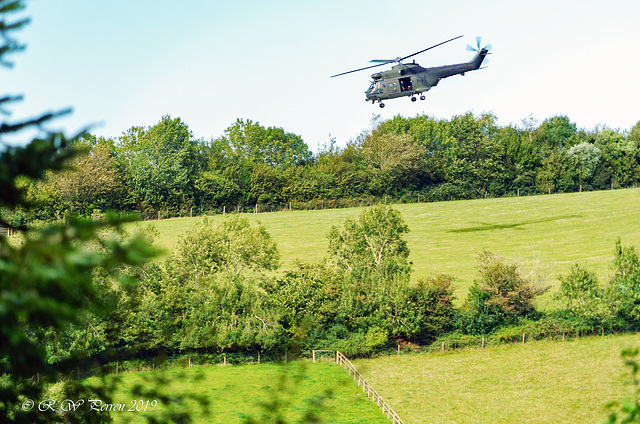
top-left (268, 260), bottom-right (342, 350)
top-left (397, 114), bottom-right (452, 188)
top-left (629, 120), bottom-right (640, 145)
top-left (596, 128), bottom-right (640, 189)
top-left (567, 141), bottom-right (601, 190)
top-left (43, 139), bottom-right (119, 215)
top-left (250, 162), bottom-right (287, 205)
top-left (536, 149), bottom-right (576, 194)
top-left (161, 216), bottom-right (282, 352)
top-left (535, 115), bottom-right (578, 156)
top-left (218, 118), bottom-right (312, 168)
top-left (195, 170), bottom-right (242, 209)
top-left (496, 123), bottom-right (541, 195)
top-left (328, 203), bottom-right (411, 282)
top-left (353, 120), bottom-right (427, 195)
top-left (168, 215), bottom-right (279, 281)
top-left (115, 115), bottom-right (201, 212)
top-left (442, 112), bottom-right (507, 197)
top-left (0, 4), bottom-right (207, 421)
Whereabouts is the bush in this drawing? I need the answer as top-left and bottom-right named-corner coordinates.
top-left (608, 239), bottom-right (640, 329)
top-left (390, 274), bottom-right (456, 344)
top-left (557, 263), bottom-right (612, 329)
top-left (463, 251), bottom-right (549, 333)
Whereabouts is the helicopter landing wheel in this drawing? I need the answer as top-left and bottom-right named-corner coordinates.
top-left (420, 95), bottom-right (426, 100)
top-left (378, 102), bottom-right (385, 108)
top-left (411, 96), bottom-right (417, 102)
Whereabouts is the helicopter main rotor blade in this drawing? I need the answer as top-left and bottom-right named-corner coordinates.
top-left (330, 34), bottom-right (463, 78)
top-left (399, 34), bottom-right (464, 62)
top-left (330, 61), bottom-right (391, 78)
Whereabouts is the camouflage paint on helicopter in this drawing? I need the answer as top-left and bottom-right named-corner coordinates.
top-left (331, 35), bottom-right (491, 108)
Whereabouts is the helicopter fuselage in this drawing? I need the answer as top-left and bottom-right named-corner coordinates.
top-left (365, 48), bottom-right (488, 105)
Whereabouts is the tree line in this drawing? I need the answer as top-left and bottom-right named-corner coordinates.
top-left (5, 112), bottom-right (640, 225)
top-left (43, 204), bottom-right (640, 365)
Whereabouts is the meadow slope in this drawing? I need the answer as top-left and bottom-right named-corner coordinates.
top-left (140, 188), bottom-right (640, 305)
top-left (354, 333), bottom-right (640, 424)
top-left (106, 362), bottom-right (388, 424)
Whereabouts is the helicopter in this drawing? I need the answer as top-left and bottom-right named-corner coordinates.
top-left (331, 35), bottom-right (491, 108)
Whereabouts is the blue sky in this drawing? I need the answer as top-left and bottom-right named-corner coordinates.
top-left (5, 0), bottom-right (640, 150)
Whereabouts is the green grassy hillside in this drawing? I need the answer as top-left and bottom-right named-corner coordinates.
top-left (102, 334), bottom-right (640, 424)
top-left (354, 333), bottom-right (640, 424)
top-left (106, 362), bottom-right (388, 424)
top-left (140, 188), bottom-right (640, 305)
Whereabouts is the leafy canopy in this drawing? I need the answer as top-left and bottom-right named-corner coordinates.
top-left (328, 203), bottom-right (411, 282)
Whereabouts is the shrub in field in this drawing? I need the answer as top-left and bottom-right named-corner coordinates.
top-left (557, 239), bottom-right (640, 333)
top-left (557, 263), bottom-right (614, 332)
top-left (389, 274), bottom-right (457, 344)
top-left (607, 239), bottom-right (640, 329)
top-left (492, 316), bottom-right (582, 343)
top-left (461, 251), bottom-right (549, 333)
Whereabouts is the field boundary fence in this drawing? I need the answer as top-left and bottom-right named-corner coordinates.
top-left (131, 193), bottom-right (428, 223)
top-left (335, 350), bottom-right (405, 424)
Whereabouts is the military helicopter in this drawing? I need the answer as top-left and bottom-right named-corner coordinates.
top-left (331, 35), bottom-right (491, 108)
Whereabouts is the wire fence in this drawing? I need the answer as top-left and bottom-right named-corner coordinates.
top-left (134, 193), bottom-right (440, 223)
top-left (336, 350), bottom-right (405, 424)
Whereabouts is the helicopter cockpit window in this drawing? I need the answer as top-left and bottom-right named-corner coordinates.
top-left (369, 82), bottom-right (383, 94)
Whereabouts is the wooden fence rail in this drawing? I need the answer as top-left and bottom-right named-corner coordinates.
top-left (335, 351), bottom-right (405, 424)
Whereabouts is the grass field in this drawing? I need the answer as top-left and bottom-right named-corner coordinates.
top-left (138, 188), bottom-right (640, 306)
top-left (353, 333), bottom-right (640, 424)
top-left (99, 334), bottom-right (640, 423)
top-left (104, 362), bottom-right (388, 424)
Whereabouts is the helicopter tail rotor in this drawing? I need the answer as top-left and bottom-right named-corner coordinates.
top-left (466, 36), bottom-right (492, 53)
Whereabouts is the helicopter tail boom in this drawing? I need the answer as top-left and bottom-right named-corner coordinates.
top-left (426, 48), bottom-right (489, 80)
